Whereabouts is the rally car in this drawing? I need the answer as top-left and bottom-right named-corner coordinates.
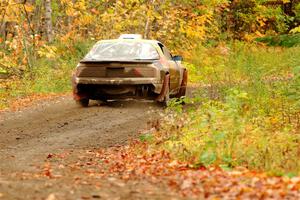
top-left (72, 34), bottom-right (188, 107)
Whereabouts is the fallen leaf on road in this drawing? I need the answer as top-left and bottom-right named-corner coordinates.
top-left (45, 193), bottom-right (56, 200)
top-left (47, 154), bottom-right (53, 159)
top-left (33, 141), bottom-right (300, 199)
top-left (43, 163), bottom-right (52, 178)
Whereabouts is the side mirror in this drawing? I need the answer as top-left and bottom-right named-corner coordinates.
top-left (172, 55), bottom-right (183, 62)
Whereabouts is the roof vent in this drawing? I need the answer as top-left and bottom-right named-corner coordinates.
top-left (119, 34), bottom-right (143, 40)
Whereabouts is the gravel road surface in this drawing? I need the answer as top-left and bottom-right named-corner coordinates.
top-left (0, 97), bottom-right (176, 200)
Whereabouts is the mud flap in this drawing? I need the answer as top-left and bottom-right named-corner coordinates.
top-left (156, 74), bottom-right (170, 102)
top-left (176, 69), bottom-right (188, 98)
top-left (71, 73), bottom-right (88, 101)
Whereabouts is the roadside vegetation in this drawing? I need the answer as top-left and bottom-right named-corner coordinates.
top-left (144, 43), bottom-right (300, 175)
top-left (1, 0), bottom-right (300, 175)
top-left (0, 39), bottom-right (92, 109)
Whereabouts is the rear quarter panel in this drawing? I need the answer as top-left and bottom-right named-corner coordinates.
top-left (153, 44), bottom-right (182, 94)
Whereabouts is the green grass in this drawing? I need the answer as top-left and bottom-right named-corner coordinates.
top-left (149, 42), bottom-right (300, 175)
top-left (256, 33), bottom-right (300, 47)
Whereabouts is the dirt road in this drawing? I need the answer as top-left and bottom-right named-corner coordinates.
top-left (0, 97), bottom-right (179, 200)
top-left (2, 91), bottom-right (300, 200)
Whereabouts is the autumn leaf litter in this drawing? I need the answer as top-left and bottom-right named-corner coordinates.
top-left (30, 140), bottom-right (300, 200)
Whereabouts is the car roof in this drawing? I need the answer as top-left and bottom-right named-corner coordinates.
top-left (95, 39), bottom-right (161, 45)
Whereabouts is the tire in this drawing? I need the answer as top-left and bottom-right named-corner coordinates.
top-left (98, 97), bottom-right (108, 103)
top-left (97, 98), bottom-right (108, 106)
top-left (76, 98), bottom-right (89, 107)
top-left (176, 70), bottom-right (188, 98)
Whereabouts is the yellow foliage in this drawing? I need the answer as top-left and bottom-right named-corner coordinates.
top-left (74, 0), bottom-right (87, 11)
top-left (290, 26), bottom-right (300, 34)
top-left (66, 6), bottom-right (77, 17)
top-left (24, 4), bottom-right (34, 13)
top-left (257, 16), bottom-right (267, 27)
top-left (37, 45), bottom-right (57, 59)
top-left (77, 14), bottom-right (94, 26)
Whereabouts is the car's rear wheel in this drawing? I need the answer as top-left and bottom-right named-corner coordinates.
top-left (77, 98), bottom-right (89, 107)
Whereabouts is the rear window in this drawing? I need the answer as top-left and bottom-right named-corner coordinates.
top-left (84, 41), bottom-right (159, 61)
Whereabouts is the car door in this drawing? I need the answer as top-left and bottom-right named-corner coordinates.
top-left (158, 43), bottom-right (181, 93)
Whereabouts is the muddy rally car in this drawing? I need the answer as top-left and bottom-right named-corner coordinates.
top-left (72, 34), bottom-right (188, 107)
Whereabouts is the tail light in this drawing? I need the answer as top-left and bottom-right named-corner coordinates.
top-left (133, 68), bottom-right (142, 77)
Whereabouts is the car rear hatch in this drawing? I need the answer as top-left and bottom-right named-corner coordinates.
top-left (76, 60), bottom-right (158, 79)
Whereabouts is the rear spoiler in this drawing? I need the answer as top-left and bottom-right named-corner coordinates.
top-left (80, 60), bottom-right (157, 64)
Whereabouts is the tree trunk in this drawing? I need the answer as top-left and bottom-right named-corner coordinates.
top-left (67, 0), bottom-right (75, 31)
top-left (144, 0), bottom-right (155, 39)
top-left (44, 0), bottom-right (53, 42)
top-left (0, 1), bottom-right (8, 41)
top-left (0, 21), bottom-right (6, 40)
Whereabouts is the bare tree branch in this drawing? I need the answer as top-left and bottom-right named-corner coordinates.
top-left (21, 2), bottom-right (36, 54)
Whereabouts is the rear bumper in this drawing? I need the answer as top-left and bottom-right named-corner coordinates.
top-left (73, 76), bottom-right (163, 95)
top-left (74, 77), bottom-right (161, 85)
